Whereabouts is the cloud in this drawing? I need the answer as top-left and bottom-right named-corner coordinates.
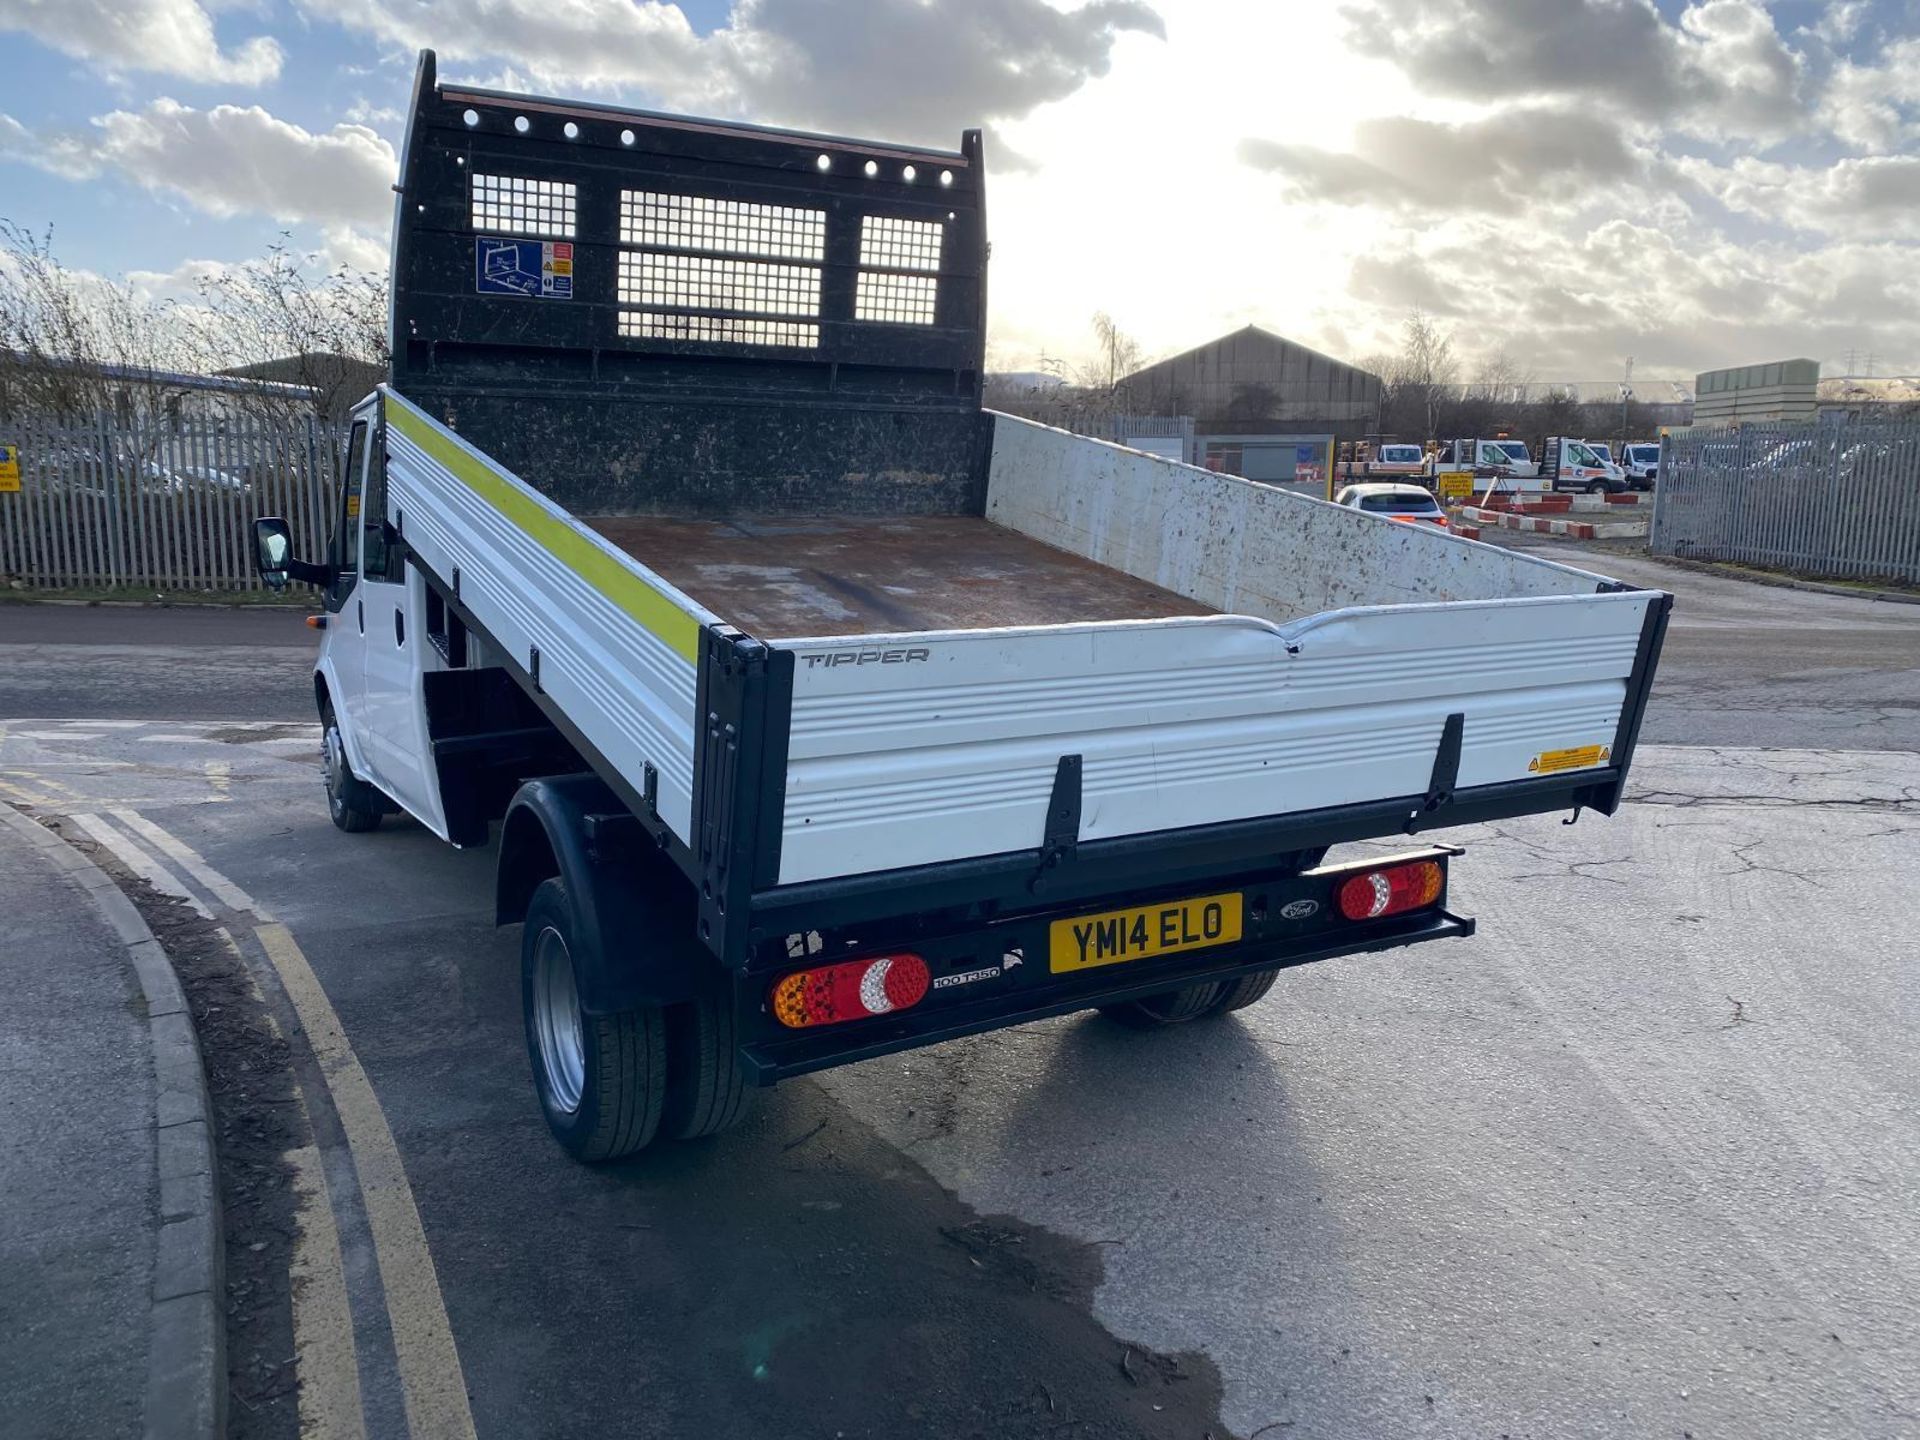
top-left (5, 101), bottom-right (396, 231)
top-left (0, 0), bottom-right (282, 84)
top-left (306, 0), bottom-right (1162, 145)
top-left (723, 0), bottom-right (1164, 141)
top-left (1680, 151), bottom-right (1920, 240)
top-left (1819, 39), bottom-right (1920, 150)
top-left (1340, 0), bottom-right (1803, 143)
top-left (1239, 107), bottom-right (1646, 213)
top-left (1320, 214), bottom-right (1920, 376)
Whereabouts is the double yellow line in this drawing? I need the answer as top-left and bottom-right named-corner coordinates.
top-left (75, 805), bottom-right (478, 1440)
top-left (256, 922), bottom-right (478, 1440)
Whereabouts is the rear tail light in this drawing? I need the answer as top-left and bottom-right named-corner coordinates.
top-left (771, 953), bottom-right (931, 1029)
top-left (1337, 860), bottom-right (1443, 921)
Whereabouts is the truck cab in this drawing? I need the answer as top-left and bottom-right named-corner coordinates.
top-left (1620, 442), bottom-right (1660, 490)
top-left (1541, 437), bottom-right (1629, 494)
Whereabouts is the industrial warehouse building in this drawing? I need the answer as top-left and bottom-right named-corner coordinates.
top-left (1122, 324), bottom-right (1381, 429)
top-left (1119, 325), bottom-right (1382, 482)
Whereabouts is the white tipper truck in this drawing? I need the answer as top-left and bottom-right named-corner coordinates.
top-left (254, 54), bottom-right (1672, 1161)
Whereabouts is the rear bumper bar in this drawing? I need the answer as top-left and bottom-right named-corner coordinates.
top-left (738, 905), bottom-right (1474, 1084)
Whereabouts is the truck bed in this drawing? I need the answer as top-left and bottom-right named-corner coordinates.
top-left (581, 514), bottom-right (1212, 638)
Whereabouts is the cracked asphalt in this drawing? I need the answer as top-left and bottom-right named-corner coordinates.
top-left (3, 553), bottom-right (1918, 1439)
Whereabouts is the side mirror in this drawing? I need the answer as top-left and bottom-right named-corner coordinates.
top-left (254, 517), bottom-right (293, 590)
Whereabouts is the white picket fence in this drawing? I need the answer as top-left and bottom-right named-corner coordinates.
top-left (0, 410), bottom-right (346, 591)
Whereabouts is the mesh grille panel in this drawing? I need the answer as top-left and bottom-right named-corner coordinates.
top-left (619, 253), bottom-right (821, 317)
top-left (859, 215), bottom-right (943, 272)
top-left (621, 191), bottom-right (826, 260)
top-left (855, 272), bottom-right (939, 325)
top-left (471, 175), bottom-right (576, 238)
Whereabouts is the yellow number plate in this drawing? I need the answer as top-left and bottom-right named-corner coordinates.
top-left (1049, 893), bottom-right (1243, 974)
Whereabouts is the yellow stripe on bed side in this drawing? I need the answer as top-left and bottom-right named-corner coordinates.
top-left (385, 395), bottom-right (702, 665)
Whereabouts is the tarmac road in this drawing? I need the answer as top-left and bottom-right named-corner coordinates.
top-left (0, 604), bottom-right (315, 720)
top-left (2, 557), bottom-right (1917, 1439)
top-left (1489, 535), bottom-right (1920, 751)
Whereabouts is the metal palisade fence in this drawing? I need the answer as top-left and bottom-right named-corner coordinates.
top-left (1652, 420), bottom-right (1920, 585)
top-left (0, 410), bottom-right (346, 592)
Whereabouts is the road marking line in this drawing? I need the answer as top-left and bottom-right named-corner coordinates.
top-left (287, 1140), bottom-right (369, 1440)
top-left (255, 922), bottom-right (478, 1440)
top-left (110, 808), bottom-right (275, 920)
top-left (0, 777), bottom-right (56, 807)
top-left (205, 759), bottom-right (232, 802)
top-left (12, 769), bottom-right (82, 800)
top-left (14, 729), bottom-right (108, 741)
top-left (67, 812), bottom-right (212, 918)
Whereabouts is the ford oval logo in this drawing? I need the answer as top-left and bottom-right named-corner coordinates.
top-left (1279, 898), bottom-right (1320, 920)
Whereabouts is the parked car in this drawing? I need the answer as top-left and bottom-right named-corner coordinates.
top-left (1620, 443), bottom-right (1660, 490)
top-left (1334, 482), bottom-right (1450, 527)
top-left (136, 457), bottom-right (252, 497)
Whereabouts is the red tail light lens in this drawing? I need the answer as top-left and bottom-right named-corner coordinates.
top-left (1337, 861), bottom-right (1443, 921)
top-left (771, 953), bottom-right (931, 1029)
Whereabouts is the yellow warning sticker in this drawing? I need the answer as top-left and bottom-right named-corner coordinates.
top-left (0, 442), bottom-right (19, 494)
top-left (1529, 744), bottom-right (1611, 774)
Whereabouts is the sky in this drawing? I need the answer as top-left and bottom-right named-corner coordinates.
top-left (1, 0), bottom-right (1917, 382)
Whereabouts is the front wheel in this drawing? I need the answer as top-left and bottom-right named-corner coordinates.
top-left (522, 878), bottom-right (667, 1161)
top-left (1585, 479), bottom-right (1610, 495)
top-left (322, 711), bottom-right (382, 833)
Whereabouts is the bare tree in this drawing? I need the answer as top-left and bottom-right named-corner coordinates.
top-left (1397, 309), bottom-right (1459, 443)
top-left (1090, 311), bottom-right (1142, 396)
top-left (0, 220), bottom-right (182, 419)
top-left (1018, 312), bottom-right (1151, 429)
top-left (1468, 350), bottom-right (1531, 406)
top-left (178, 235), bottom-right (389, 419)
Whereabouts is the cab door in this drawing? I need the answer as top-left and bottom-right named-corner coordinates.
top-left (321, 413), bottom-right (373, 774)
top-left (355, 409), bottom-right (449, 838)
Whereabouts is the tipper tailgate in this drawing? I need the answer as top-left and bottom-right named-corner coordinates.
top-left (775, 590), bottom-right (1659, 885)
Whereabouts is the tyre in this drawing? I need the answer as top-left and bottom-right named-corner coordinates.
top-left (1206, 968), bottom-right (1282, 1014)
top-left (522, 878), bottom-right (666, 1161)
top-left (1585, 479), bottom-right (1609, 495)
top-left (1099, 981), bottom-right (1226, 1029)
top-left (662, 989), bottom-right (754, 1140)
top-left (321, 709), bottom-right (382, 833)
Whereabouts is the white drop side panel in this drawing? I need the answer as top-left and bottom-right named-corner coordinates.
top-left (983, 412), bottom-right (1616, 618)
top-left (381, 389), bottom-right (713, 844)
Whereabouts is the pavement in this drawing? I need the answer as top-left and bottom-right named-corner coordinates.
top-left (1, 554), bottom-right (1918, 1439)
top-left (0, 805), bottom-right (222, 1440)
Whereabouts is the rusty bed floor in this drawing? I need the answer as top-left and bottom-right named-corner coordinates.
top-left (582, 514), bottom-right (1213, 638)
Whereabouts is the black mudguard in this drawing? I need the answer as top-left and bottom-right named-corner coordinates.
top-left (496, 774), bottom-right (713, 1013)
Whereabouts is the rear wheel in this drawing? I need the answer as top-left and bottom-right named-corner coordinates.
top-left (1585, 479), bottom-right (1609, 495)
top-left (321, 709), bottom-right (382, 833)
top-left (1205, 968), bottom-right (1282, 1014)
top-left (1098, 981), bottom-right (1226, 1029)
top-left (522, 878), bottom-right (666, 1161)
top-left (662, 989), bottom-right (754, 1140)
